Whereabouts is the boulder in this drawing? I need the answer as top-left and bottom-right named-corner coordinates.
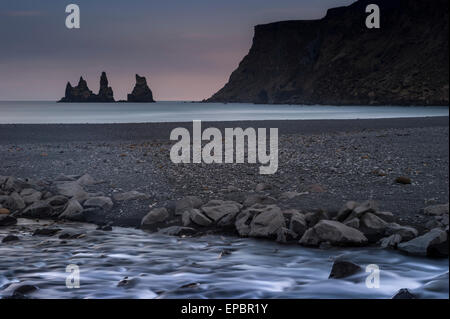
top-left (83, 196), bottom-right (113, 211)
top-left (423, 203), bottom-right (449, 216)
top-left (76, 174), bottom-right (97, 186)
top-left (59, 199), bottom-right (84, 221)
top-left (359, 212), bottom-right (389, 240)
top-left (379, 234), bottom-right (402, 249)
top-left (353, 200), bottom-right (378, 216)
top-left (299, 220), bottom-right (368, 247)
top-left (372, 211), bottom-right (395, 222)
top-left (398, 228), bottom-right (448, 257)
top-left (20, 189), bottom-right (42, 205)
top-left (304, 210), bottom-right (329, 227)
top-left (289, 212), bottom-right (307, 237)
top-left (255, 183), bottom-right (272, 192)
top-left (243, 194), bottom-right (276, 207)
top-left (336, 201), bottom-right (359, 221)
top-left (386, 223), bottom-right (418, 241)
top-left (329, 261), bottom-right (362, 279)
top-left (141, 207), bottom-right (169, 228)
top-left (201, 200), bottom-right (242, 223)
top-left (55, 182), bottom-right (88, 201)
top-left (280, 191), bottom-right (307, 200)
top-left (235, 210), bottom-right (254, 236)
top-left (21, 201), bottom-right (54, 218)
top-left (175, 196), bottom-right (203, 215)
top-left (189, 209), bottom-right (213, 227)
top-left (0, 215), bottom-right (17, 226)
top-left (276, 227), bottom-right (297, 243)
top-left (2, 234), bottom-right (19, 243)
top-left (249, 205), bottom-right (285, 238)
top-left (343, 218), bottom-right (360, 229)
top-left (113, 191), bottom-right (149, 201)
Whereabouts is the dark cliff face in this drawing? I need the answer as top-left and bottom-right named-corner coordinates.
top-left (59, 72), bottom-right (115, 103)
top-left (208, 0), bottom-right (449, 106)
top-left (127, 74), bottom-right (155, 102)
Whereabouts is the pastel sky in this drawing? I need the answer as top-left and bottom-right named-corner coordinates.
top-left (0, 0), bottom-right (354, 101)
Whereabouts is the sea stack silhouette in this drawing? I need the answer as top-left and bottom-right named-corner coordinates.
top-left (58, 72), bottom-right (115, 103)
top-left (127, 74), bottom-right (155, 102)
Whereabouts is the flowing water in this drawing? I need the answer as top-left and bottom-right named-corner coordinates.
top-left (0, 219), bottom-right (448, 299)
top-left (0, 101), bottom-right (448, 124)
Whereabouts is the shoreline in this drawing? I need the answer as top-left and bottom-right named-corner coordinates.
top-left (0, 116), bottom-right (448, 144)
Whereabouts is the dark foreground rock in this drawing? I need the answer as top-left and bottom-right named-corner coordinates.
top-left (329, 261), bottom-right (362, 279)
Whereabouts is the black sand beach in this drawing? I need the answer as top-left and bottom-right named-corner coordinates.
top-left (1, 117), bottom-right (448, 229)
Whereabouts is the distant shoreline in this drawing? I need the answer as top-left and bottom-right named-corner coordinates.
top-left (0, 116), bottom-right (448, 145)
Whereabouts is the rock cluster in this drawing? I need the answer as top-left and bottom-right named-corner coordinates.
top-left (58, 72), bottom-right (115, 103)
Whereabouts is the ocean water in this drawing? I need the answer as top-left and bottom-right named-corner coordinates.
top-left (0, 101), bottom-right (448, 124)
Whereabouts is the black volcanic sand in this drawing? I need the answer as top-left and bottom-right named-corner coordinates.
top-left (0, 117), bottom-right (448, 230)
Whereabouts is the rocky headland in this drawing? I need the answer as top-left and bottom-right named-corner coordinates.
top-left (207, 0), bottom-right (449, 105)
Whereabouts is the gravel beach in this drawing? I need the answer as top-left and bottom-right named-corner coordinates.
top-left (0, 117), bottom-right (448, 230)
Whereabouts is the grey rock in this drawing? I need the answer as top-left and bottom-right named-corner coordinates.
top-left (379, 234), bottom-right (402, 249)
top-left (243, 194), bottom-right (276, 207)
top-left (386, 223), bottom-right (418, 241)
top-left (59, 199), bottom-right (84, 221)
top-left (76, 174), bottom-right (97, 186)
top-left (190, 209), bottom-right (213, 227)
top-left (21, 201), bottom-right (54, 219)
top-left (141, 207), bottom-right (169, 228)
top-left (329, 261), bottom-right (362, 279)
top-left (255, 183), bottom-right (271, 192)
top-left (353, 200), bottom-right (378, 216)
top-left (398, 228), bottom-right (448, 257)
top-left (55, 182), bottom-right (88, 201)
top-left (343, 218), bottom-right (360, 229)
top-left (304, 210), bottom-right (329, 227)
top-left (299, 220), bottom-right (368, 247)
top-left (175, 196), bottom-right (203, 215)
top-left (84, 196), bottom-right (113, 211)
top-left (235, 210), bottom-right (254, 237)
top-left (392, 288), bottom-right (416, 299)
top-left (276, 227), bottom-right (297, 243)
top-left (182, 211), bottom-right (192, 226)
top-left (20, 189), bottom-right (42, 205)
top-left (0, 215), bottom-right (17, 226)
top-left (424, 203), bottom-right (449, 216)
top-left (10, 192), bottom-right (26, 210)
top-left (372, 211), bottom-right (395, 222)
top-left (201, 200), bottom-right (242, 223)
top-left (249, 205), bottom-right (285, 238)
top-left (336, 201), bottom-right (359, 221)
top-left (289, 212), bottom-right (307, 237)
top-left (359, 212), bottom-right (389, 238)
top-left (2, 234), bottom-right (19, 243)
top-left (280, 191), bottom-right (308, 200)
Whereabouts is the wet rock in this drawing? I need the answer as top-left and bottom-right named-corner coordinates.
top-left (343, 218), bottom-right (359, 229)
top-left (97, 225), bottom-right (113, 231)
top-left (175, 196), bottom-right (203, 215)
top-left (392, 288), bottom-right (416, 299)
top-left (113, 191), bottom-right (149, 201)
top-left (55, 182), bottom-right (88, 201)
top-left (289, 212), bottom-right (307, 237)
top-left (276, 227), bottom-right (297, 243)
top-left (249, 205), bottom-right (285, 238)
top-left (398, 228), bottom-right (448, 257)
top-left (58, 231), bottom-right (85, 239)
top-left (21, 201), bottom-right (54, 219)
top-left (157, 226), bottom-right (196, 236)
top-left (10, 192), bottom-right (27, 210)
top-left (59, 199), bottom-right (84, 221)
top-left (20, 189), bottom-right (42, 205)
top-left (235, 210), bottom-right (254, 236)
top-left (141, 207), bottom-right (169, 228)
top-left (424, 203), bottom-right (449, 216)
top-left (117, 276), bottom-right (138, 288)
top-left (33, 228), bottom-right (61, 236)
top-left (189, 209), bottom-right (213, 227)
top-left (201, 200), bottom-right (242, 223)
top-left (299, 220), bottom-right (368, 247)
top-left (127, 74), bottom-right (155, 102)
top-left (336, 201), bottom-right (359, 221)
top-left (395, 176), bottom-right (411, 184)
top-left (329, 260), bottom-right (362, 279)
top-left (0, 215), bottom-right (17, 226)
top-left (84, 196), bottom-right (113, 211)
top-left (2, 234), bottom-right (19, 243)
top-left (4, 283), bottom-right (38, 297)
top-left (386, 223), bottom-right (418, 241)
top-left (304, 210), bottom-right (329, 227)
top-left (243, 194), bottom-right (277, 207)
top-left (379, 234), bottom-right (402, 249)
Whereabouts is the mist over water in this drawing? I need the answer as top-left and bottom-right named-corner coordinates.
top-left (0, 101), bottom-right (448, 124)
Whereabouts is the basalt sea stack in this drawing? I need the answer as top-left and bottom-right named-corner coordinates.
top-left (207, 0), bottom-right (449, 105)
top-left (127, 74), bottom-right (155, 103)
top-left (58, 72), bottom-right (115, 103)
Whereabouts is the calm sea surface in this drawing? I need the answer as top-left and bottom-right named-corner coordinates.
top-left (0, 101), bottom-right (448, 124)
